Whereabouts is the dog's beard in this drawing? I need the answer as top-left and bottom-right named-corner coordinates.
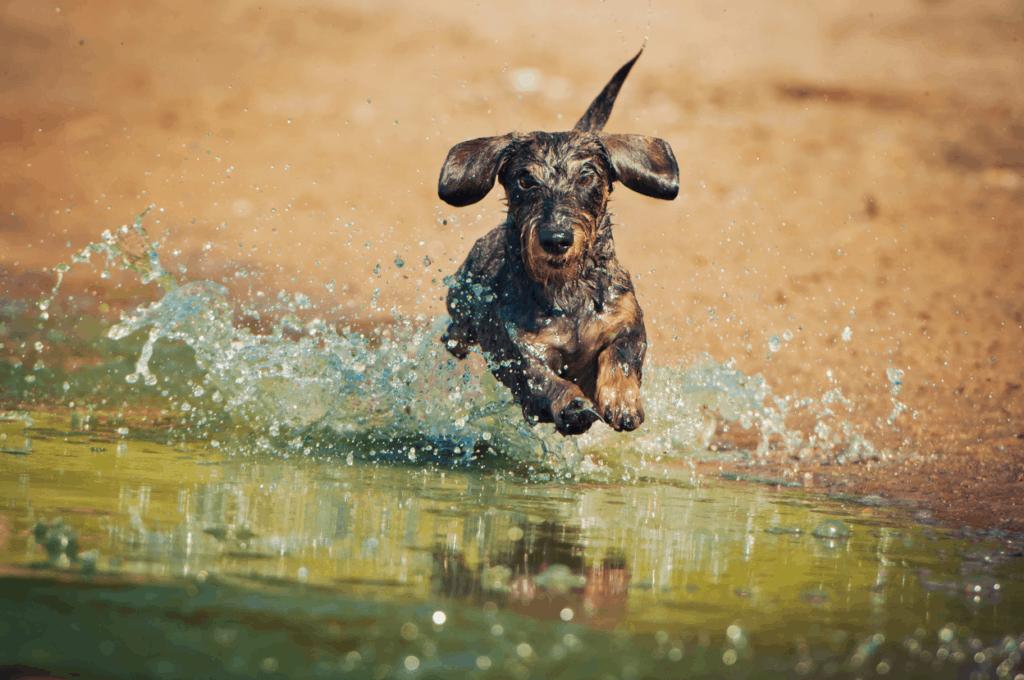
top-left (520, 220), bottom-right (587, 289)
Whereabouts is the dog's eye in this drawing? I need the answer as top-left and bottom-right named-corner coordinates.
top-left (578, 167), bottom-right (597, 187)
top-left (518, 174), bottom-right (538, 190)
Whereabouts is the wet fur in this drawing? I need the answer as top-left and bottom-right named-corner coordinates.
top-left (438, 52), bottom-right (678, 436)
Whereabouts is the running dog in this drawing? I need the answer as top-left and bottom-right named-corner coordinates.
top-left (438, 51), bottom-right (679, 435)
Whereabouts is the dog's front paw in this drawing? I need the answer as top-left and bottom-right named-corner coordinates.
top-left (555, 397), bottom-right (603, 436)
top-left (596, 383), bottom-right (644, 432)
top-left (441, 322), bottom-right (474, 359)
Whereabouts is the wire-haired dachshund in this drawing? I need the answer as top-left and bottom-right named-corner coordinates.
top-left (438, 50), bottom-right (679, 436)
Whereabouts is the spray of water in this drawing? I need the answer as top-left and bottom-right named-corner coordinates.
top-left (35, 208), bottom-right (882, 480)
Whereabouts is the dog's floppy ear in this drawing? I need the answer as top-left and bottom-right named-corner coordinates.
top-left (438, 134), bottom-right (516, 207)
top-left (600, 133), bottom-right (679, 200)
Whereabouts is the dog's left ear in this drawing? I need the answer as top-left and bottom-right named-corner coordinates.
top-left (600, 134), bottom-right (679, 201)
top-left (438, 134), bottom-right (516, 207)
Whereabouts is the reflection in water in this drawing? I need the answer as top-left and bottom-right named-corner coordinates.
top-left (1, 419), bottom-right (1023, 678)
top-left (434, 521), bottom-right (630, 629)
top-left (89, 452), bottom-right (802, 627)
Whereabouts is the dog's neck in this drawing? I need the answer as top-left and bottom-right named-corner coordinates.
top-left (502, 213), bottom-right (619, 316)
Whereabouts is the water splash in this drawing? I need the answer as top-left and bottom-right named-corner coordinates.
top-left (886, 366), bottom-right (908, 426)
top-left (38, 208), bottom-right (884, 477)
top-left (40, 206), bottom-right (177, 322)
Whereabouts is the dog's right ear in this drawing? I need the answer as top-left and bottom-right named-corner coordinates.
top-left (438, 134), bottom-right (516, 207)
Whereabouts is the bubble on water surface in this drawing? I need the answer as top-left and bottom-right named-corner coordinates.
top-left (812, 520), bottom-right (851, 539)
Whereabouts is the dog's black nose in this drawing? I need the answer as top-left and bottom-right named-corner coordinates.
top-left (539, 228), bottom-right (573, 255)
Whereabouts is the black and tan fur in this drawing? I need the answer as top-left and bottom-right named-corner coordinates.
top-left (438, 51), bottom-right (679, 435)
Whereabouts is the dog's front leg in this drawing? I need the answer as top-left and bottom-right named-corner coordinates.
top-left (521, 360), bottom-right (604, 436)
top-left (493, 338), bottom-right (602, 436)
top-left (595, 328), bottom-right (646, 432)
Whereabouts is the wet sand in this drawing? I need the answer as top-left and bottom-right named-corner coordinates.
top-left (2, 0), bottom-right (1022, 527)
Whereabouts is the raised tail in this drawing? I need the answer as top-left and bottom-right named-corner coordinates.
top-left (573, 49), bottom-right (643, 132)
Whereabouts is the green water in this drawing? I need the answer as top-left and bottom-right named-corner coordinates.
top-left (1, 413), bottom-right (1021, 679)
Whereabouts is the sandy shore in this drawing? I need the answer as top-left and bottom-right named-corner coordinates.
top-left (2, 0), bottom-right (1022, 527)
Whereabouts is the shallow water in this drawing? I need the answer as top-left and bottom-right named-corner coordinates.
top-left (1, 413), bottom-right (1022, 679)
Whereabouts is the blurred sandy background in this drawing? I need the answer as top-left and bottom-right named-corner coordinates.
top-left (1, 0), bottom-right (1022, 522)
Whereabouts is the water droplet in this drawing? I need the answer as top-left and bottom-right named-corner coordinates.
top-left (886, 367), bottom-right (904, 396)
top-left (768, 334), bottom-right (782, 352)
top-left (394, 256), bottom-right (405, 268)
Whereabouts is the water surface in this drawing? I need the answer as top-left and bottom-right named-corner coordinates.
top-left (2, 413), bottom-right (1021, 679)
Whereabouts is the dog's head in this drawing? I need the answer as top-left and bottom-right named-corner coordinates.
top-left (438, 50), bottom-right (679, 286)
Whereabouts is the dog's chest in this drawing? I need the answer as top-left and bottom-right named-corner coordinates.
top-left (507, 301), bottom-right (608, 370)
top-left (516, 308), bottom-right (580, 350)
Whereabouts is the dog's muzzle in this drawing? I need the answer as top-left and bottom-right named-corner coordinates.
top-left (538, 228), bottom-right (574, 256)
